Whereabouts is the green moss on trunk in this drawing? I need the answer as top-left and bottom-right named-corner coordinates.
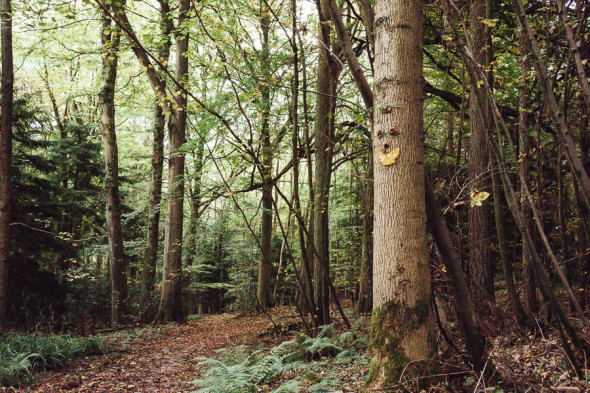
top-left (366, 297), bottom-right (438, 391)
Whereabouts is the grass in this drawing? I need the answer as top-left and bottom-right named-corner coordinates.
top-left (0, 332), bottom-right (108, 387)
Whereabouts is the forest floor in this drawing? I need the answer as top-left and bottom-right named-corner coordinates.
top-left (1, 301), bottom-right (589, 392)
top-left (2, 308), bottom-right (301, 393)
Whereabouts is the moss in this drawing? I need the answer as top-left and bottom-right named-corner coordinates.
top-left (365, 295), bottom-right (439, 391)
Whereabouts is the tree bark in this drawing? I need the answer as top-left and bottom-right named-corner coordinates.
top-left (516, 26), bottom-right (539, 315)
top-left (491, 157), bottom-right (529, 330)
top-left (257, 10), bottom-right (274, 309)
top-left (467, 0), bottom-right (494, 306)
top-left (141, 0), bottom-right (172, 310)
top-left (367, 0), bottom-right (438, 388)
top-left (312, 0), bottom-right (342, 326)
top-left (184, 139), bottom-right (205, 267)
top-left (424, 177), bottom-right (491, 375)
top-left (154, 0), bottom-right (190, 323)
top-left (0, 0), bottom-right (13, 331)
top-left (98, 1), bottom-right (127, 326)
top-left (356, 147), bottom-right (373, 313)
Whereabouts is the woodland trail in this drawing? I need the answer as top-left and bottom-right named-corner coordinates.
top-left (8, 311), bottom-right (291, 393)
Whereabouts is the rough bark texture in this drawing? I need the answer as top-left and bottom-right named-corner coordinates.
top-left (312, 0), bottom-right (341, 326)
top-left (467, 0), bottom-right (494, 306)
top-left (257, 11), bottom-right (273, 309)
top-left (367, 0), bottom-right (438, 388)
top-left (0, 0), bottom-right (13, 331)
top-left (154, 0), bottom-right (190, 323)
top-left (99, 2), bottom-right (127, 326)
top-left (141, 0), bottom-right (171, 310)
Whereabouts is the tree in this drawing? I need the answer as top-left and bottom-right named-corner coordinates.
top-left (312, 0), bottom-right (342, 326)
top-left (0, 0), bottom-right (13, 330)
top-left (467, 0), bottom-right (494, 306)
top-left (154, 0), bottom-right (191, 323)
top-left (141, 0), bottom-right (172, 310)
top-left (367, 0), bottom-right (438, 388)
top-left (98, 0), bottom-right (127, 326)
top-left (257, 8), bottom-right (274, 309)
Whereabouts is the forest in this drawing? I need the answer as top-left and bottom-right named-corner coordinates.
top-left (0, 0), bottom-right (589, 391)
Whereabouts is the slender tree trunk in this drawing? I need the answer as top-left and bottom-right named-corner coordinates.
top-left (184, 139), bottom-right (205, 267)
top-left (514, 0), bottom-right (590, 211)
top-left (367, 0), bottom-right (438, 388)
top-left (155, 0), bottom-right (190, 323)
top-left (290, 0), bottom-right (314, 319)
top-left (99, 2), bottom-right (127, 326)
top-left (356, 148), bottom-right (373, 313)
top-left (257, 11), bottom-right (274, 309)
top-left (141, 0), bottom-right (172, 309)
top-left (517, 28), bottom-right (539, 315)
top-left (467, 0), bottom-right (494, 307)
top-left (424, 177), bottom-right (492, 375)
top-left (0, 0), bottom-right (13, 331)
top-left (312, 0), bottom-right (342, 325)
top-left (492, 157), bottom-right (529, 330)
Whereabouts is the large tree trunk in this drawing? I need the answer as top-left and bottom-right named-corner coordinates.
top-left (257, 11), bottom-right (273, 309)
top-left (467, 0), bottom-right (494, 307)
top-left (367, 0), bottom-right (438, 388)
top-left (154, 0), bottom-right (190, 323)
top-left (312, 0), bottom-right (342, 326)
top-left (141, 0), bottom-right (172, 310)
top-left (0, 0), bottom-right (13, 331)
top-left (98, 1), bottom-right (127, 326)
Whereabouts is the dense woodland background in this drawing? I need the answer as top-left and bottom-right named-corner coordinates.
top-left (0, 0), bottom-right (589, 391)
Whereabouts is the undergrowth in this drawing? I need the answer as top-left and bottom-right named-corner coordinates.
top-left (191, 322), bottom-right (368, 393)
top-left (0, 333), bottom-right (107, 387)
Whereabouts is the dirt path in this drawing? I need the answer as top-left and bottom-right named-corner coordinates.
top-left (11, 312), bottom-right (289, 393)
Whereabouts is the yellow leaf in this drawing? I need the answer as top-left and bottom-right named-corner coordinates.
top-left (470, 191), bottom-right (490, 207)
top-left (377, 148), bottom-right (400, 166)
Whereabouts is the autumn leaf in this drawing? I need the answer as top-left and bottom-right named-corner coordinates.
top-left (470, 191), bottom-right (490, 207)
top-left (377, 148), bottom-right (400, 166)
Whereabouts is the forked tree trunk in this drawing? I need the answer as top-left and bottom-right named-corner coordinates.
top-left (141, 0), bottom-right (172, 309)
top-left (257, 11), bottom-right (274, 309)
top-left (367, 0), bottom-right (438, 388)
top-left (154, 0), bottom-right (190, 323)
top-left (0, 0), bottom-right (13, 331)
top-left (99, 1), bottom-right (127, 326)
top-left (312, 0), bottom-right (342, 325)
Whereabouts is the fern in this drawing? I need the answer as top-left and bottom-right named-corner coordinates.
top-left (0, 333), bottom-right (107, 387)
top-left (303, 336), bottom-right (342, 359)
top-left (191, 324), bottom-right (368, 393)
top-left (272, 379), bottom-right (303, 393)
